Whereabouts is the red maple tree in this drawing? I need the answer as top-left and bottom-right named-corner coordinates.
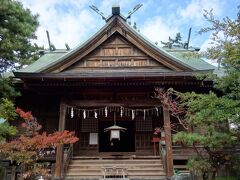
top-left (0, 108), bottom-right (79, 179)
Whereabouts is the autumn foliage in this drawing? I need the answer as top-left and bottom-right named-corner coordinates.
top-left (0, 108), bottom-right (79, 179)
top-left (16, 107), bottom-right (34, 121)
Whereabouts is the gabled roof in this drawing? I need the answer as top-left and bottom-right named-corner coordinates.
top-left (9, 12), bottom-right (218, 78)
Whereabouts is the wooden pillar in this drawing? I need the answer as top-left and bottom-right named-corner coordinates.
top-left (54, 103), bottom-right (67, 179)
top-left (163, 105), bottom-right (174, 177)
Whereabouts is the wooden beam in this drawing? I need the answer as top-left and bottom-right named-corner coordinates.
top-left (65, 99), bottom-right (160, 107)
top-left (163, 105), bottom-right (174, 177)
top-left (54, 103), bottom-right (67, 179)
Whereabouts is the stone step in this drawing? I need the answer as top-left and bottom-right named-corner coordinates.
top-left (71, 159), bottom-right (162, 161)
top-left (129, 172), bottom-right (166, 175)
top-left (68, 164), bottom-right (163, 169)
top-left (69, 159), bottom-right (162, 164)
top-left (129, 176), bottom-right (166, 179)
top-left (65, 171), bottom-right (165, 176)
top-left (64, 175), bottom-right (100, 178)
top-left (64, 177), bottom-right (165, 180)
top-left (65, 157), bottom-right (166, 179)
top-left (72, 156), bottom-right (161, 160)
top-left (66, 169), bottom-right (165, 174)
top-left (67, 168), bottom-right (165, 173)
top-left (64, 178), bottom-right (99, 180)
top-left (66, 171), bottom-right (165, 176)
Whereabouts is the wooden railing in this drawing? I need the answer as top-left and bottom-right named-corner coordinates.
top-left (158, 144), bottom-right (203, 175)
top-left (63, 144), bottom-right (73, 177)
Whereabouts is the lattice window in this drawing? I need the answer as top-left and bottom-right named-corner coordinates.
top-left (136, 117), bottom-right (152, 132)
top-left (136, 133), bottom-right (152, 149)
top-left (81, 118), bottom-right (98, 132)
top-left (79, 133), bottom-right (89, 148)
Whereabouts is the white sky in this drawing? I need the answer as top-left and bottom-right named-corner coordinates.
top-left (19, 0), bottom-right (238, 51)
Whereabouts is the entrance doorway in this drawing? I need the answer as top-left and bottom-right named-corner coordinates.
top-left (99, 120), bottom-right (135, 152)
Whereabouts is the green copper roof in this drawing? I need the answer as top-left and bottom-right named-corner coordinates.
top-left (1, 15), bottom-right (218, 78)
top-left (168, 51), bottom-right (215, 70)
top-left (17, 51), bottom-right (67, 73)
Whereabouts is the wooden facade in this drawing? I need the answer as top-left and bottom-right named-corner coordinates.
top-left (12, 6), bottom-right (216, 179)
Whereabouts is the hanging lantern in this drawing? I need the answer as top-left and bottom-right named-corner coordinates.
top-left (104, 112), bottom-right (127, 142)
top-left (104, 125), bottom-right (127, 141)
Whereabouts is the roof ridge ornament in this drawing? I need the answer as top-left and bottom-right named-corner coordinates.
top-left (125, 4), bottom-right (143, 20)
top-left (89, 5), bottom-right (107, 21)
top-left (89, 4), bottom-right (143, 22)
top-left (161, 28), bottom-right (200, 51)
top-left (112, 4), bottom-right (120, 15)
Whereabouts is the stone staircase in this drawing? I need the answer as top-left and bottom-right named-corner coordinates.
top-left (64, 156), bottom-right (166, 180)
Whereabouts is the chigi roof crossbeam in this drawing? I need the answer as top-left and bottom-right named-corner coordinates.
top-left (89, 3), bottom-right (143, 22)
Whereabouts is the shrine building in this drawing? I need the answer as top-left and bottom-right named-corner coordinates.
top-left (8, 5), bottom-right (219, 179)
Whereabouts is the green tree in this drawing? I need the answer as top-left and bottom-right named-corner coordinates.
top-left (157, 7), bottom-right (240, 180)
top-left (199, 8), bottom-right (240, 100)
top-left (0, 78), bottom-right (19, 141)
top-left (0, 0), bottom-right (39, 72)
top-left (0, 77), bottom-right (20, 99)
top-left (0, 98), bottom-right (17, 141)
top-left (0, 77), bottom-right (18, 179)
top-left (173, 92), bottom-right (240, 179)
top-left (0, 0), bottom-right (39, 144)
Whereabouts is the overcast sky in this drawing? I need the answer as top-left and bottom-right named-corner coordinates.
top-left (19, 0), bottom-right (239, 51)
